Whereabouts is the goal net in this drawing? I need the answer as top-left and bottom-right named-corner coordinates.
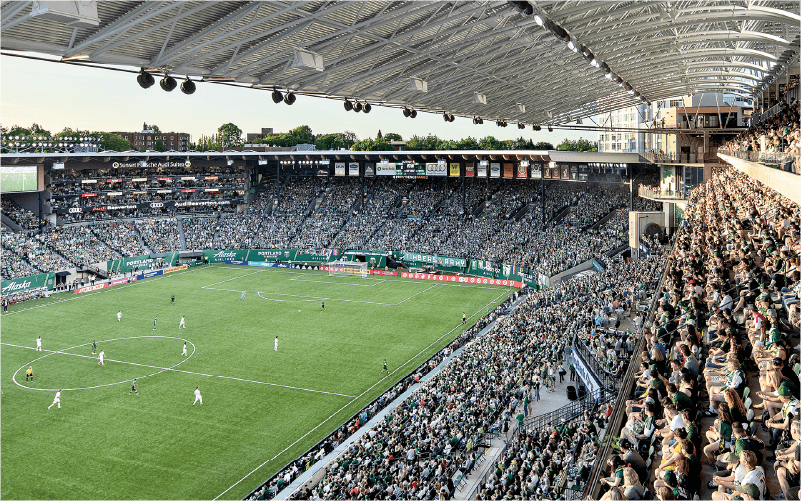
top-left (328, 260), bottom-right (368, 278)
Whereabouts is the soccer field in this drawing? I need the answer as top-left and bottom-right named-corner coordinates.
top-left (0, 264), bottom-right (512, 500)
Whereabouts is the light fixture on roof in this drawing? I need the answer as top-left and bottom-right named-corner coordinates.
top-left (517, 123), bottom-right (525, 129)
top-left (291, 48), bottom-right (325, 72)
top-left (136, 69), bottom-right (155, 89)
top-left (283, 91), bottom-right (296, 105)
top-left (403, 107), bottom-right (411, 117)
top-left (61, 54), bottom-right (89, 62)
top-left (517, 103), bottom-right (526, 113)
top-left (272, 88), bottom-right (283, 103)
top-left (567, 40), bottom-right (577, 52)
top-left (533, 14), bottom-right (543, 26)
top-left (353, 101), bottom-right (363, 112)
top-left (473, 92), bottom-right (487, 105)
top-left (180, 77), bottom-right (196, 95)
top-left (408, 77), bottom-right (428, 93)
top-left (410, 109), bottom-right (417, 118)
top-left (547, 125), bottom-right (553, 132)
top-left (363, 103), bottom-right (371, 113)
top-left (160, 75), bottom-right (177, 92)
top-left (344, 99), bottom-right (354, 111)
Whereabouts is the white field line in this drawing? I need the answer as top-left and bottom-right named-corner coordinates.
top-left (2, 342), bottom-right (354, 398)
top-left (254, 291), bottom-right (397, 306)
top-left (6, 336), bottom-right (196, 391)
top-left (213, 287), bottom-right (510, 500)
top-left (288, 277), bottom-right (385, 287)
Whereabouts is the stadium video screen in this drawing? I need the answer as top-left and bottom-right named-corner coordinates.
top-left (1, 165), bottom-right (39, 193)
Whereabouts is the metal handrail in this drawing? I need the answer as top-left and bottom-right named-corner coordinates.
top-left (583, 248), bottom-right (676, 499)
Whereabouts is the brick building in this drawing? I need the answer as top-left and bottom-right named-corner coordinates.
top-left (112, 130), bottom-right (190, 152)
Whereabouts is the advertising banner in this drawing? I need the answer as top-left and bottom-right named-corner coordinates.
top-left (376, 163), bottom-right (395, 176)
top-left (561, 165), bottom-right (570, 180)
top-left (163, 264), bottom-right (189, 274)
top-left (364, 163), bottom-right (375, 177)
top-left (490, 162), bottom-right (501, 178)
top-left (334, 162), bottom-right (346, 176)
top-left (477, 162), bottom-right (487, 177)
top-left (203, 249), bottom-right (250, 263)
top-left (465, 162), bottom-right (475, 177)
top-left (570, 165), bottom-right (578, 181)
top-left (542, 166), bottom-right (550, 179)
top-left (400, 271), bottom-right (522, 288)
top-left (517, 163), bottom-right (528, 179)
top-left (54, 198), bottom-right (243, 214)
top-left (396, 161), bottom-right (424, 178)
top-left (572, 349), bottom-right (603, 401)
top-left (425, 163), bottom-right (447, 177)
top-left (107, 254), bottom-right (155, 274)
top-left (503, 163), bottom-right (514, 178)
top-left (369, 269), bottom-right (397, 276)
top-left (628, 211), bottom-right (639, 249)
top-left (400, 252), bottom-right (467, 269)
top-left (531, 163), bottom-right (542, 179)
top-left (110, 277), bottom-right (136, 286)
top-left (138, 269), bottom-right (163, 279)
top-left (248, 249), bottom-right (296, 262)
top-left (449, 163), bottom-right (460, 177)
top-left (75, 282), bottom-right (109, 294)
top-left (1, 272), bottom-right (56, 295)
top-left (348, 162), bottom-right (359, 176)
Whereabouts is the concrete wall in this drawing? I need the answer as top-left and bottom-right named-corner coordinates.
top-left (719, 154), bottom-right (801, 204)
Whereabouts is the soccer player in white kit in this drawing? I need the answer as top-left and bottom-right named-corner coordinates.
top-left (97, 349), bottom-right (105, 366)
top-left (36, 336), bottom-right (42, 351)
top-left (182, 342), bottom-right (187, 356)
top-left (117, 310), bottom-right (122, 322)
top-left (48, 390), bottom-right (62, 409)
top-left (179, 316), bottom-right (186, 329)
top-left (274, 336), bottom-right (278, 351)
top-left (192, 386), bottom-right (202, 406)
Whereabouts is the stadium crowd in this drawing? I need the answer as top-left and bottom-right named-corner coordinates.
top-left (266, 247), bottom-right (665, 501)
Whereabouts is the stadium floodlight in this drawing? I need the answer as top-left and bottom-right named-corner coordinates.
top-left (518, 123), bottom-right (525, 129)
top-left (329, 260), bottom-right (368, 278)
top-left (547, 125), bottom-right (553, 132)
top-left (137, 69), bottom-right (155, 89)
top-left (180, 77), bottom-right (196, 95)
top-left (353, 101), bottom-right (362, 112)
top-left (272, 88), bottom-right (283, 103)
top-left (283, 91), bottom-right (296, 105)
top-left (160, 75), bottom-right (177, 92)
top-left (344, 99), bottom-right (353, 111)
top-left (473, 92), bottom-right (487, 105)
top-left (410, 109), bottom-right (417, 118)
top-left (363, 103), bottom-right (371, 113)
top-left (403, 107), bottom-right (411, 117)
top-left (567, 40), bottom-right (577, 52)
top-left (533, 14), bottom-right (543, 26)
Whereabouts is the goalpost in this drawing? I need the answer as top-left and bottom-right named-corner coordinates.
top-left (328, 260), bottom-right (369, 278)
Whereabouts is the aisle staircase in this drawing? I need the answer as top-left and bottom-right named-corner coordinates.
top-left (176, 217), bottom-right (187, 250)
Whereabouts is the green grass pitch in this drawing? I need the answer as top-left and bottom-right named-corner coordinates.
top-left (1, 264), bottom-right (512, 499)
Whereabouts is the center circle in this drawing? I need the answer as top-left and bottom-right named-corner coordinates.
top-left (12, 335), bottom-right (196, 392)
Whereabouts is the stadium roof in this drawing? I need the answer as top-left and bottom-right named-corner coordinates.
top-left (2, 1), bottom-right (798, 125)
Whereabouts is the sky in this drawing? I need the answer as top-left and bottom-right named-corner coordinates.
top-left (0, 53), bottom-right (598, 146)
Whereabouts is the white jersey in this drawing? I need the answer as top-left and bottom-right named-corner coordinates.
top-left (274, 338), bottom-right (278, 351)
top-left (179, 318), bottom-right (185, 326)
top-left (117, 312), bottom-right (122, 320)
top-left (53, 391), bottom-right (61, 402)
top-left (36, 338), bottom-right (41, 348)
top-left (99, 351), bottom-right (105, 362)
top-left (194, 389), bottom-right (201, 399)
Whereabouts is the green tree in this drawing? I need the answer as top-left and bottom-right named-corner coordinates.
top-left (478, 136), bottom-right (502, 150)
top-left (7, 125), bottom-right (31, 137)
top-left (383, 132), bottom-right (403, 142)
top-left (533, 141), bottom-right (554, 150)
top-left (154, 138), bottom-right (168, 152)
top-left (143, 123), bottom-right (162, 133)
top-left (351, 136), bottom-right (392, 151)
top-left (405, 134), bottom-right (441, 150)
top-left (217, 123), bottom-right (243, 148)
top-left (556, 138), bottom-right (598, 152)
top-left (451, 137), bottom-right (479, 150)
top-left (98, 132), bottom-right (131, 151)
top-left (314, 132), bottom-right (356, 150)
top-left (29, 123), bottom-right (50, 136)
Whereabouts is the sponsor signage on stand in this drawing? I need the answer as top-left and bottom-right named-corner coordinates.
top-left (425, 163), bottom-right (447, 177)
top-left (503, 162), bottom-right (514, 178)
top-left (517, 161), bottom-right (528, 179)
top-left (477, 162), bottom-right (487, 177)
top-left (449, 163), bottom-right (460, 177)
top-left (75, 283), bottom-right (109, 294)
top-left (465, 162), bottom-right (475, 177)
top-left (531, 163), bottom-right (542, 179)
top-left (348, 162), bottom-right (359, 176)
top-left (400, 272), bottom-right (522, 288)
top-left (334, 162), bottom-right (346, 176)
top-left (490, 162), bottom-right (501, 178)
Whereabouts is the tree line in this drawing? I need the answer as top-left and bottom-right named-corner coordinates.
top-left (3, 122), bottom-right (598, 152)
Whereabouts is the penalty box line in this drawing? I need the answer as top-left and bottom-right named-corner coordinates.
top-left (213, 287), bottom-right (511, 500)
top-left (0, 343), bottom-right (355, 399)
